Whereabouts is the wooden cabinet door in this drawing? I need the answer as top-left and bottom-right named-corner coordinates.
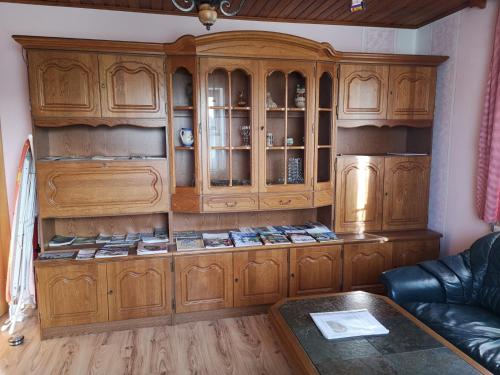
top-left (337, 64), bottom-right (389, 120)
top-left (343, 243), bottom-right (393, 294)
top-left (99, 54), bottom-right (166, 118)
top-left (335, 156), bottom-right (384, 233)
top-left (233, 249), bottom-right (288, 307)
top-left (393, 239), bottom-right (440, 268)
top-left (36, 263), bottom-right (108, 328)
top-left (387, 66), bottom-right (436, 120)
top-left (383, 156), bottom-right (430, 231)
top-left (175, 254), bottom-right (233, 313)
top-left (289, 246), bottom-right (341, 296)
top-left (106, 258), bottom-right (172, 321)
top-left (27, 50), bottom-right (101, 118)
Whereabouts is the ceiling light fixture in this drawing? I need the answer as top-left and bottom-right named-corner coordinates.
top-left (171, 0), bottom-right (246, 30)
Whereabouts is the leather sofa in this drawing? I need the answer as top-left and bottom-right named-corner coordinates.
top-left (381, 232), bottom-right (500, 374)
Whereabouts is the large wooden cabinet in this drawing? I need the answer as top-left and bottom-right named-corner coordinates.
top-left (36, 258), bottom-right (172, 329)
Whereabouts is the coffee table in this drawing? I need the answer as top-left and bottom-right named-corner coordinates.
top-left (269, 292), bottom-right (490, 375)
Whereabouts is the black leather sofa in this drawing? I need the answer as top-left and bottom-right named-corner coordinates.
top-left (381, 232), bottom-right (500, 374)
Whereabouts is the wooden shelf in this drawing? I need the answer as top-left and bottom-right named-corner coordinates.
top-left (209, 106), bottom-right (252, 111)
top-left (232, 106), bottom-right (251, 111)
top-left (175, 146), bottom-right (195, 151)
top-left (173, 106), bottom-right (194, 111)
top-left (266, 107), bottom-right (286, 112)
top-left (288, 146), bottom-right (305, 150)
top-left (232, 146), bottom-right (252, 150)
top-left (266, 146), bottom-right (285, 150)
top-left (318, 108), bottom-right (333, 112)
top-left (317, 145), bottom-right (332, 149)
top-left (288, 107), bottom-right (306, 112)
top-left (211, 146), bottom-right (252, 151)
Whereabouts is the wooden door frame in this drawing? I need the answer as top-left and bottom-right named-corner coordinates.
top-left (0, 122), bottom-right (11, 316)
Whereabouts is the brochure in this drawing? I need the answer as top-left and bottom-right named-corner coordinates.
top-left (72, 236), bottom-right (96, 246)
top-left (38, 251), bottom-right (75, 260)
top-left (48, 235), bottom-right (76, 247)
top-left (310, 309), bottom-right (389, 340)
top-left (260, 233), bottom-right (291, 246)
top-left (95, 247), bottom-right (129, 258)
top-left (176, 238), bottom-right (205, 251)
top-left (137, 241), bottom-right (168, 255)
top-left (289, 233), bottom-right (316, 243)
top-left (202, 233), bottom-right (233, 249)
top-left (76, 248), bottom-right (97, 260)
top-left (230, 231), bottom-right (263, 247)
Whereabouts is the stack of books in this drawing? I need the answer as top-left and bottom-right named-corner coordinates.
top-left (136, 241), bottom-right (168, 255)
top-left (202, 233), bottom-right (233, 249)
top-left (175, 231), bottom-right (204, 251)
top-left (95, 247), bottom-right (129, 258)
top-left (76, 248), bottom-right (97, 260)
top-left (230, 231), bottom-right (263, 248)
top-left (48, 235), bottom-right (76, 247)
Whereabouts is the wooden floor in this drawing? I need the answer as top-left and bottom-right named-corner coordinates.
top-left (0, 313), bottom-right (293, 375)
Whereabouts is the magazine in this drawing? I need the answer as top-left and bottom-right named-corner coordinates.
top-left (96, 233), bottom-right (112, 244)
top-left (202, 233), bottom-right (233, 249)
top-left (72, 236), bottom-right (96, 246)
top-left (125, 233), bottom-right (141, 243)
top-left (141, 232), bottom-right (170, 244)
top-left (153, 227), bottom-right (169, 243)
top-left (289, 233), bottom-right (316, 243)
top-left (304, 221), bottom-right (332, 235)
top-left (137, 241), bottom-right (168, 255)
top-left (230, 232), bottom-right (263, 247)
top-left (311, 232), bottom-right (339, 242)
top-left (174, 231), bottom-right (202, 239)
top-left (95, 247), bottom-right (129, 258)
top-left (48, 235), bottom-right (76, 247)
top-left (240, 226), bottom-right (280, 234)
top-left (310, 309), bottom-right (389, 340)
top-left (38, 251), bottom-right (75, 260)
top-left (76, 248), bottom-right (97, 260)
top-left (176, 238), bottom-right (205, 251)
top-left (273, 225), bottom-right (306, 234)
top-left (260, 233), bottom-right (291, 246)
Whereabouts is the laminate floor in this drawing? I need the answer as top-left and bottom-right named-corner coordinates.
top-left (0, 313), bottom-right (293, 375)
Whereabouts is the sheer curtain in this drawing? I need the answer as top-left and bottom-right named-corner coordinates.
top-left (477, 8), bottom-right (500, 224)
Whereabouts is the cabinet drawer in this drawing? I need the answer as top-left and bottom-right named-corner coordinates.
top-left (37, 160), bottom-right (169, 218)
top-left (259, 192), bottom-right (312, 210)
top-left (314, 190), bottom-right (333, 207)
top-left (203, 194), bottom-right (259, 212)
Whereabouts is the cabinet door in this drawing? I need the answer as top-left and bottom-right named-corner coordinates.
top-left (233, 249), bottom-right (288, 307)
top-left (36, 263), bottom-right (108, 328)
top-left (387, 66), bottom-right (436, 120)
top-left (289, 246), bottom-right (341, 296)
top-left (259, 60), bottom-right (315, 193)
top-left (99, 54), bottom-right (166, 118)
top-left (106, 258), bottom-right (172, 321)
top-left (343, 243), bottom-right (393, 294)
top-left (200, 58), bottom-right (259, 195)
top-left (337, 64), bottom-right (389, 120)
top-left (175, 254), bottom-right (233, 313)
top-left (27, 50), bottom-right (101, 118)
top-left (393, 239), bottom-right (440, 268)
top-left (383, 156), bottom-right (430, 231)
top-left (335, 156), bottom-right (384, 233)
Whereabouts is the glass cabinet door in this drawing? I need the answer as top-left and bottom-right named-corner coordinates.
top-left (201, 58), bottom-right (258, 194)
top-left (261, 61), bottom-right (315, 192)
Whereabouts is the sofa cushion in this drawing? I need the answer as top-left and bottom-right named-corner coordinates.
top-left (476, 234), bottom-right (500, 315)
top-left (403, 302), bottom-right (500, 374)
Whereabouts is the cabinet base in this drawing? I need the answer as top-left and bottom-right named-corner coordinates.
top-left (174, 305), bottom-right (270, 325)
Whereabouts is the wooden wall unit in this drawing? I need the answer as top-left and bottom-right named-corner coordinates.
top-left (17, 32), bottom-right (447, 338)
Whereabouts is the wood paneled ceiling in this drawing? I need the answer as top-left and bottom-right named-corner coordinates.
top-left (2, 0), bottom-right (487, 29)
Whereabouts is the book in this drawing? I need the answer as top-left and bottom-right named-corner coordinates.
top-left (38, 251), bottom-right (75, 260)
top-left (176, 238), bottom-right (205, 251)
top-left (202, 233), bottom-right (233, 249)
top-left (311, 232), bottom-right (339, 242)
top-left (260, 233), bottom-right (291, 246)
top-left (137, 241), bottom-right (168, 255)
top-left (125, 233), bottom-right (141, 243)
top-left (310, 309), bottom-right (389, 340)
top-left (95, 247), bottom-right (129, 258)
top-left (174, 231), bottom-right (202, 239)
top-left (76, 248), bottom-right (97, 260)
top-left (289, 233), bottom-right (316, 243)
top-left (240, 226), bottom-right (280, 234)
top-left (153, 227), bottom-right (169, 242)
top-left (48, 235), bottom-right (76, 247)
top-left (230, 232), bottom-right (263, 247)
top-left (304, 221), bottom-right (332, 235)
top-left (273, 225), bottom-right (307, 234)
top-left (72, 236), bottom-right (96, 246)
top-left (96, 233), bottom-right (112, 244)
top-left (141, 232), bottom-right (170, 244)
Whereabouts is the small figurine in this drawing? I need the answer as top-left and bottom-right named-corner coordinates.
top-left (237, 91), bottom-right (247, 107)
top-left (266, 92), bottom-right (277, 109)
top-left (295, 85), bottom-right (306, 108)
top-left (240, 124), bottom-right (251, 146)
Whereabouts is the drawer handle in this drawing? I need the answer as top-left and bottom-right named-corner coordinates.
top-left (235, 278), bottom-right (239, 283)
top-left (290, 273), bottom-right (295, 278)
top-left (225, 201), bottom-right (237, 208)
top-left (279, 199), bottom-right (292, 205)
top-left (108, 289), bottom-right (113, 295)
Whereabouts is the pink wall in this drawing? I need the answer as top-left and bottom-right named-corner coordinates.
top-left (416, 1), bottom-right (498, 255)
top-left (0, 2), bottom-right (413, 221)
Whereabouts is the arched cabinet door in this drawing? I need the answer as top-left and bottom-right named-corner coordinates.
top-left (383, 156), bottom-right (431, 230)
top-left (28, 50), bottom-right (101, 118)
top-left (98, 54), bottom-right (166, 118)
top-left (387, 66), bottom-right (436, 120)
top-left (337, 64), bottom-right (389, 120)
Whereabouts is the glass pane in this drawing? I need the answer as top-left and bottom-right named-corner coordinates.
top-left (232, 150), bottom-right (251, 186)
top-left (175, 150), bottom-right (195, 187)
top-left (208, 109), bottom-right (229, 147)
top-left (172, 68), bottom-right (193, 107)
top-left (266, 71), bottom-right (285, 108)
top-left (266, 150), bottom-right (285, 185)
top-left (287, 112), bottom-right (305, 147)
top-left (231, 69), bottom-right (251, 108)
top-left (210, 149), bottom-right (229, 186)
top-left (266, 111), bottom-right (285, 147)
top-left (208, 69), bottom-right (229, 107)
top-left (317, 148), bottom-right (331, 183)
top-left (232, 111), bottom-right (251, 147)
top-left (318, 111), bottom-right (331, 146)
top-left (288, 71), bottom-right (306, 109)
top-left (288, 149), bottom-right (305, 184)
top-left (319, 72), bottom-right (333, 108)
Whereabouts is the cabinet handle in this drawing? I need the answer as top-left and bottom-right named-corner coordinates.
top-left (101, 83), bottom-right (106, 89)
top-left (108, 290), bottom-right (113, 295)
top-left (225, 201), bottom-right (237, 208)
top-left (235, 278), bottom-right (239, 283)
top-left (260, 126), bottom-right (264, 131)
top-left (290, 273), bottom-right (295, 278)
top-left (279, 199), bottom-right (292, 205)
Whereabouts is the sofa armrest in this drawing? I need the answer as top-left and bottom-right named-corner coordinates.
top-left (381, 265), bottom-right (446, 305)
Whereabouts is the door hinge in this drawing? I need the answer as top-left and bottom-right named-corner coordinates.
top-left (172, 299), bottom-right (176, 311)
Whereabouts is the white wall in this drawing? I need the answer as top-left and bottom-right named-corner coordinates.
top-left (415, 1), bottom-right (498, 255)
top-left (0, 2), bottom-right (414, 221)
